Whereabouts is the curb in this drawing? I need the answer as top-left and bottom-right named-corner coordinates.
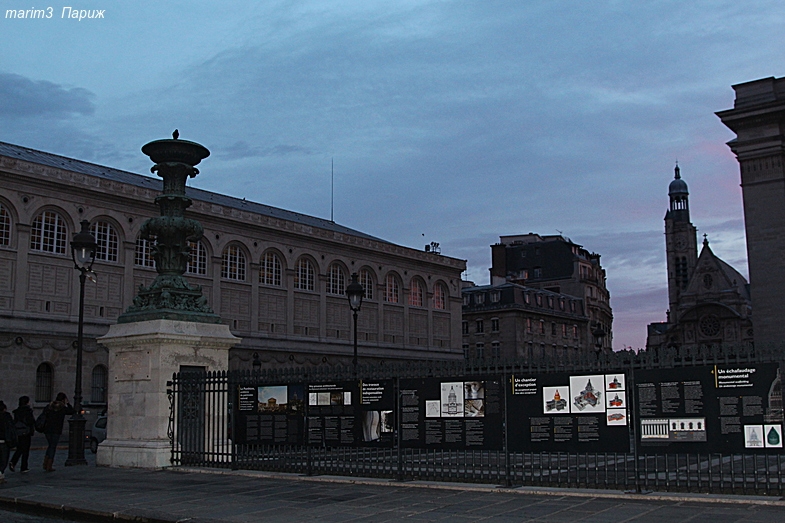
top-left (170, 466), bottom-right (785, 507)
top-left (0, 497), bottom-right (180, 523)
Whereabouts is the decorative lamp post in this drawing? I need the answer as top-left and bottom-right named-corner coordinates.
top-left (345, 273), bottom-right (364, 375)
top-left (118, 130), bottom-right (219, 324)
top-left (65, 220), bottom-right (97, 466)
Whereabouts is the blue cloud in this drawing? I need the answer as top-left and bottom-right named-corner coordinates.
top-left (0, 72), bottom-right (95, 118)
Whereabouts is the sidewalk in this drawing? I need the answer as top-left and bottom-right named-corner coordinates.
top-left (1, 448), bottom-right (784, 522)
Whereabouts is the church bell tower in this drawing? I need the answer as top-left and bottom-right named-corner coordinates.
top-left (665, 164), bottom-right (698, 319)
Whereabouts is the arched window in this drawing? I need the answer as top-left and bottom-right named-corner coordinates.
top-left (327, 263), bottom-right (345, 295)
top-left (433, 283), bottom-right (447, 310)
top-left (359, 269), bottom-right (374, 300)
top-left (294, 258), bottom-right (315, 291)
top-left (30, 210), bottom-right (67, 254)
top-left (409, 279), bottom-right (424, 307)
top-left (260, 251), bottom-right (282, 286)
top-left (384, 273), bottom-right (399, 303)
top-left (221, 244), bottom-right (247, 281)
top-left (35, 362), bottom-right (53, 403)
top-left (90, 221), bottom-right (119, 262)
top-left (134, 234), bottom-right (156, 268)
top-left (0, 203), bottom-right (11, 246)
top-left (91, 365), bottom-right (108, 404)
top-left (186, 240), bottom-right (208, 275)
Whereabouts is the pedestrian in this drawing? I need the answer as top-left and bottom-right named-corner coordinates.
top-left (0, 400), bottom-right (17, 484)
top-left (41, 392), bottom-right (75, 472)
top-left (9, 396), bottom-right (35, 473)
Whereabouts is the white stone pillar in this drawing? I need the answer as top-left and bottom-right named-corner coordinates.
top-left (96, 319), bottom-right (240, 469)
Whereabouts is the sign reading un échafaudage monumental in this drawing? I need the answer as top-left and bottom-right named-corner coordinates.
top-left (635, 364), bottom-right (783, 453)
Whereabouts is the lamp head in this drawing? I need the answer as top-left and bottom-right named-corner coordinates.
top-left (71, 220), bottom-right (97, 270)
top-left (346, 272), bottom-right (364, 311)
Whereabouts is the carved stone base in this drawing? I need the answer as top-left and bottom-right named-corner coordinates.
top-left (96, 438), bottom-right (171, 469)
top-left (96, 319), bottom-right (239, 469)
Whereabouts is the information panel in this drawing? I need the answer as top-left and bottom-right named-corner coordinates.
top-left (507, 372), bottom-right (630, 453)
top-left (399, 377), bottom-right (503, 450)
top-left (234, 383), bottom-right (305, 445)
top-left (307, 380), bottom-right (395, 447)
top-left (635, 364), bottom-right (783, 453)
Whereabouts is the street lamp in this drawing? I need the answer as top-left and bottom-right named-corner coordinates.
top-left (65, 219), bottom-right (96, 466)
top-left (345, 273), bottom-right (363, 375)
top-left (592, 323), bottom-right (606, 355)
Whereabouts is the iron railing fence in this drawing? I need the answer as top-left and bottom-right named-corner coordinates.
top-left (168, 342), bottom-right (785, 495)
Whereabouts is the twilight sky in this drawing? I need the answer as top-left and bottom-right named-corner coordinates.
top-left (2, 1), bottom-right (783, 350)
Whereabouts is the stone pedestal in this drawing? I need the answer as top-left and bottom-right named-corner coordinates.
top-left (96, 319), bottom-right (239, 468)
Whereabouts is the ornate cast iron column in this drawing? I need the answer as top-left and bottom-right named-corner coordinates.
top-left (119, 131), bottom-right (219, 324)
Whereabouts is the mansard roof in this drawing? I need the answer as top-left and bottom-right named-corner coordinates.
top-left (0, 140), bottom-right (387, 244)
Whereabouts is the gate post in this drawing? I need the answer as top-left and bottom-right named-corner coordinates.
top-left (396, 376), bottom-right (403, 481)
top-left (503, 368), bottom-right (512, 487)
top-left (97, 320), bottom-right (239, 468)
top-left (305, 379), bottom-right (312, 476)
top-left (628, 365), bottom-right (642, 493)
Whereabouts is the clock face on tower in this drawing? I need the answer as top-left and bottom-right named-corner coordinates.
top-left (674, 237), bottom-right (686, 250)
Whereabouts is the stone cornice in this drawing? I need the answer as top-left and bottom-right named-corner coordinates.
top-left (0, 154), bottom-right (465, 272)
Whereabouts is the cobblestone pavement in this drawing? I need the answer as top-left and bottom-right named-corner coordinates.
top-left (0, 448), bottom-right (783, 522)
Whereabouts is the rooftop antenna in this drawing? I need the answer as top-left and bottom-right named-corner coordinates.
top-left (331, 157), bottom-right (334, 223)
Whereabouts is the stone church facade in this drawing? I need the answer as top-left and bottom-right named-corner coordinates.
top-left (647, 165), bottom-right (753, 350)
top-left (0, 140), bottom-right (465, 412)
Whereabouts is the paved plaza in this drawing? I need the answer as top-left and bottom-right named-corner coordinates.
top-left (0, 448), bottom-right (783, 522)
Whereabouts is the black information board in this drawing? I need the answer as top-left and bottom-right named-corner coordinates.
top-left (307, 380), bottom-right (395, 447)
top-left (399, 376), bottom-right (503, 450)
top-left (635, 364), bottom-right (783, 453)
top-left (234, 383), bottom-right (305, 445)
top-left (358, 379), bottom-right (396, 445)
top-left (507, 372), bottom-right (630, 453)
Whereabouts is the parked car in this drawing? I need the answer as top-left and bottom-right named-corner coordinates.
top-left (88, 415), bottom-right (107, 453)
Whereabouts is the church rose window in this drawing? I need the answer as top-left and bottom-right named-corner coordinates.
top-left (699, 314), bottom-right (721, 337)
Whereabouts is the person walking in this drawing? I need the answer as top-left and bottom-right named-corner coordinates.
top-left (41, 392), bottom-right (75, 472)
top-left (9, 396), bottom-right (35, 473)
top-left (0, 401), bottom-right (17, 484)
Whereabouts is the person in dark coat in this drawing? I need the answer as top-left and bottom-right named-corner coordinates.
top-left (9, 396), bottom-right (35, 473)
top-left (0, 401), bottom-right (14, 484)
top-left (42, 392), bottom-right (75, 472)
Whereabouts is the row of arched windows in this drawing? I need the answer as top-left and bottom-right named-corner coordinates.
top-left (0, 205), bottom-right (121, 262)
top-left (1, 206), bottom-right (450, 310)
top-left (132, 236), bottom-right (447, 308)
top-left (34, 363), bottom-right (107, 404)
